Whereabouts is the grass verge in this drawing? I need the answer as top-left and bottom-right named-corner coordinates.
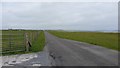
top-left (48, 31), bottom-right (119, 51)
top-left (30, 31), bottom-right (45, 52)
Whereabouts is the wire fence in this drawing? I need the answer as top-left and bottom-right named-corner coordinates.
top-left (1, 30), bottom-right (40, 54)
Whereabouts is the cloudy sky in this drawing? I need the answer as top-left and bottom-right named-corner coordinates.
top-left (1, 2), bottom-right (118, 30)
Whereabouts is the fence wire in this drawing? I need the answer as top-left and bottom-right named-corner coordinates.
top-left (1, 30), bottom-right (40, 54)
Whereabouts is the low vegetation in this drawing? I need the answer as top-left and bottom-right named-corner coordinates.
top-left (49, 31), bottom-right (119, 51)
top-left (30, 31), bottom-right (45, 52)
top-left (2, 30), bottom-right (45, 55)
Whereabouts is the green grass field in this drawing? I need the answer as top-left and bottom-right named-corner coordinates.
top-left (2, 30), bottom-right (25, 53)
top-left (49, 31), bottom-right (119, 51)
top-left (2, 30), bottom-right (45, 55)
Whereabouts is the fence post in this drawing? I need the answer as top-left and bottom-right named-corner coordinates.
top-left (31, 32), bottom-right (32, 45)
top-left (9, 30), bottom-right (12, 50)
top-left (25, 33), bottom-right (29, 52)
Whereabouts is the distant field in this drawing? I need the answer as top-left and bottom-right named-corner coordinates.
top-left (49, 31), bottom-right (119, 51)
top-left (2, 30), bottom-right (45, 55)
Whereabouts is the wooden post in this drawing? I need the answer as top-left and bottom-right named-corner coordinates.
top-left (9, 30), bottom-right (11, 50)
top-left (32, 32), bottom-right (33, 42)
top-left (33, 32), bottom-right (35, 41)
top-left (25, 33), bottom-right (29, 52)
top-left (31, 32), bottom-right (32, 45)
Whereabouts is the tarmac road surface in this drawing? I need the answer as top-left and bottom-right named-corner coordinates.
top-left (45, 31), bottom-right (118, 66)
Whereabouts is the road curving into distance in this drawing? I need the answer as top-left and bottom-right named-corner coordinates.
top-left (45, 31), bottom-right (118, 66)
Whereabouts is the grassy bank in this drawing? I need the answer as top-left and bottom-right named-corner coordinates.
top-left (30, 31), bottom-right (45, 52)
top-left (49, 31), bottom-right (119, 51)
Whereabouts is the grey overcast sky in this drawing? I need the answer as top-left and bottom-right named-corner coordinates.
top-left (1, 2), bottom-right (118, 30)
